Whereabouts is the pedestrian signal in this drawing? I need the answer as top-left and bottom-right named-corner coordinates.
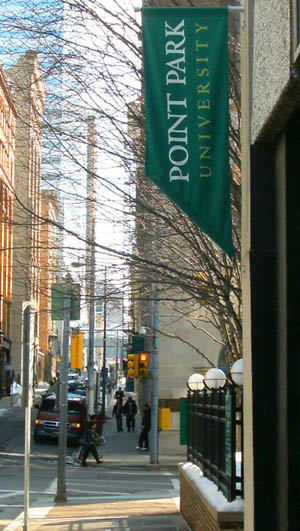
top-left (127, 354), bottom-right (138, 378)
top-left (139, 352), bottom-right (149, 378)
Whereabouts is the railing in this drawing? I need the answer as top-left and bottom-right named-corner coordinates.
top-left (187, 386), bottom-right (243, 502)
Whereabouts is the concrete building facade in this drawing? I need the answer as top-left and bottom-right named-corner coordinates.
top-left (241, 1), bottom-right (300, 529)
top-left (39, 190), bottom-right (59, 382)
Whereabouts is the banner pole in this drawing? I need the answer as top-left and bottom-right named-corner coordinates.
top-left (135, 5), bottom-right (245, 12)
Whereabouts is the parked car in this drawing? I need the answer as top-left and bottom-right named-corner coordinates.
top-left (34, 393), bottom-right (87, 445)
top-left (68, 384), bottom-right (86, 397)
top-left (68, 373), bottom-right (80, 383)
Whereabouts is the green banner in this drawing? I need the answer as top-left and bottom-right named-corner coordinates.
top-left (142, 7), bottom-right (234, 258)
top-left (51, 283), bottom-right (80, 321)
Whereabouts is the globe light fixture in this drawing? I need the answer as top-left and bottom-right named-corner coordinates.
top-left (230, 358), bottom-right (243, 386)
top-left (204, 368), bottom-right (227, 390)
top-left (187, 373), bottom-right (205, 391)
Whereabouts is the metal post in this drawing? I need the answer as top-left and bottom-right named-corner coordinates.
top-left (150, 286), bottom-right (159, 464)
top-left (101, 267), bottom-right (107, 416)
top-left (86, 116), bottom-right (97, 417)
top-left (23, 304), bottom-right (33, 531)
top-left (55, 291), bottom-right (70, 503)
top-left (115, 331), bottom-right (119, 383)
top-left (87, 240), bottom-right (96, 416)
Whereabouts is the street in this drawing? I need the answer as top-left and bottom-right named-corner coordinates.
top-left (0, 404), bottom-right (188, 530)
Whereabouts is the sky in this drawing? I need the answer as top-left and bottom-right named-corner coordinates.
top-left (0, 0), bottom-right (143, 335)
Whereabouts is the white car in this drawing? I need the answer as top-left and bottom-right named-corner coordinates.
top-left (68, 373), bottom-right (80, 383)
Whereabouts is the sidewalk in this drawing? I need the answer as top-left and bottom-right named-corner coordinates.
top-left (1, 392), bottom-right (190, 530)
top-left (0, 395), bottom-right (20, 413)
top-left (100, 393), bottom-right (186, 467)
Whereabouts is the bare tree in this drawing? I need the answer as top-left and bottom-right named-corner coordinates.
top-left (0, 0), bottom-right (241, 366)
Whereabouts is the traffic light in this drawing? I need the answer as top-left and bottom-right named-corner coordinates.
top-left (70, 330), bottom-right (84, 370)
top-left (127, 354), bottom-right (138, 378)
top-left (139, 352), bottom-right (149, 378)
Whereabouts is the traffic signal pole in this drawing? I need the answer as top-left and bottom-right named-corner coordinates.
top-left (55, 290), bottom-right (71, 502)
top-left (150, 286), bottom-right (159, 464)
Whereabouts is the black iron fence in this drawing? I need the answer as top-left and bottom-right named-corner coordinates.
top-left (187, 386), bottom-right (243, 502)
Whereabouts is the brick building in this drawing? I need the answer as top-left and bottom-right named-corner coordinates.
top-left (0, 64), bottom-right (17, 396)
top-left (6, 51), bottom-right (46, 384)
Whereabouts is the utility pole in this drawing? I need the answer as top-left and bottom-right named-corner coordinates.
top-left (101, 266), bottom-right (107, 416)
top-left (55, 289), bottom-right (71, 502)
top-left (86, 116), bottom-right (97, 416)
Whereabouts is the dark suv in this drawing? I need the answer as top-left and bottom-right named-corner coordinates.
top-left (34, 393), bottom-right (87, 444)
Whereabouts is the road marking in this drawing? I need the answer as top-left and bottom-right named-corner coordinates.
top-left (3, 511), bottom-right (24, 530)
top-left (2, 479), bottom-right (56, 530)
top-left (66, 488), bottom-right (131, 495)
top-left (0, 491), bottom-right (23, 500)
top-left (64, 490), bottom-right (179, 502)
top-left (171, 478), bottom-right (179, 490)
top-left (45, 478), bottom-right (57, 494)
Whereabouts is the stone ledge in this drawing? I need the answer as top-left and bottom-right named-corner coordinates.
top-left (179, 463), bottom-right (244, 531)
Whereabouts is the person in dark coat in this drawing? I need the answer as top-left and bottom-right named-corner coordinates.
top-left (114, 387), bottom-right (125, 404)
top-left (136, 404), bottom-right (151, 451)
top-left (81, 415), bottom-right (102, 466)
top-left (123, 396), bottom-right (137, 432)
top-left (112, 397), bottom-right (124, 432)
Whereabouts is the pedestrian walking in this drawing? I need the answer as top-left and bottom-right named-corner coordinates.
top-left (112, 397), bottom-right (124, 432)
top-left (114, 387), bottom-right (125, 404)
top-left (123, 396), bottom-right (137, 432)
top-left (81, 415), bottom-right (103, 467)
top-left (136, 403), bottom-right (151, 451)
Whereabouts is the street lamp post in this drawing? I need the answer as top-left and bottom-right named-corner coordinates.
top-left (204, 367), bottom-right (227, 390)
top-left (187, 373), bottom-right (205, 392)
top-left (230, 358), bottom-right (244, 387)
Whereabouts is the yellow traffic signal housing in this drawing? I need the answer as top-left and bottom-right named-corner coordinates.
top-left (139, 352), bottom-right (149, 378)
top-left (127, 354), bottom-right (138, 378)
top-left (70, 331), bottom-right (84, 370)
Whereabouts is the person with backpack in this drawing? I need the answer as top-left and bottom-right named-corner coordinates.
top-left (81, 415), bottom-right (102, 466)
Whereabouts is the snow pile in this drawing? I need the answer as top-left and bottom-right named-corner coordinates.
top-left (10, 382), bottom-right (22, 395)
top-left (182, 462), bottom-right (244, 513)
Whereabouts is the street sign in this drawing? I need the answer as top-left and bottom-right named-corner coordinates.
top-left (51, 283), bottom-right (80, 321)
top-left (131, 333), bottom-right (145, 353)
